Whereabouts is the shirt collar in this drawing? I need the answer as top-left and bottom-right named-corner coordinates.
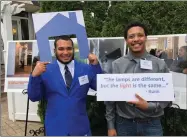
top-left (126, 50), bottom-right (150, 62)
top-left (57, 60), bottom-right (74, 70)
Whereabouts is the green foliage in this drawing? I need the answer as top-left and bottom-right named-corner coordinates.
top-left (161, 107), bottom-right (187, 135)
top-left (39, 1), bottom-right (108, 37)
top-left (37, 100), bottom-right (47, 124)
top-left (39, 1), bottom-right (187, 37)
top-left (37, 1), bottom-right (187, 135)
top-left (86, 96), bottom-right (107, 135)
top-left (102, 1), bottom-right (187, 36)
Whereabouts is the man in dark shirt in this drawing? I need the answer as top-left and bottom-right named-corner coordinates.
top-left (170, 46), bottom-right (187, 74)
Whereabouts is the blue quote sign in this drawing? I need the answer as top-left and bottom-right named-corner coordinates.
top-left (32, 11), bottom-right (89, 62)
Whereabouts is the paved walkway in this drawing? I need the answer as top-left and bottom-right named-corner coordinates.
top-left (1, 93), bottom-right (44, 136)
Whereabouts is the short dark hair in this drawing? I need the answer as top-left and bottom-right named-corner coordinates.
top-left (149, 48), bottom-right (156, 56)
top-left (124, 21), bottom-right (148, 39)
top-left (54, 35), bottom-right (74, 49)
top-left (181, 46), bottom-right (187, 52)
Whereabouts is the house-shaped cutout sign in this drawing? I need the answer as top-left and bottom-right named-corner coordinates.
top-left (32, 10), bottom-right (89, 62)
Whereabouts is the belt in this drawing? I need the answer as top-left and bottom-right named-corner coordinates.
top-left (126, 117), bottom-right (160, 123)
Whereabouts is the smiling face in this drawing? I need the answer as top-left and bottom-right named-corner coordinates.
top-left (54, 39), bottom-right (74, 64)
top-left (126, 26), bottom-right (147, 55)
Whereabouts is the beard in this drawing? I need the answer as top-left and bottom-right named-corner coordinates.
top-left (55, 53), bottom-right (74, 65)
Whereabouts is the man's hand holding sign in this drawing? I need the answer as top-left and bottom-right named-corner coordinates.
top-left (128, 94), bottom-right (148, 110)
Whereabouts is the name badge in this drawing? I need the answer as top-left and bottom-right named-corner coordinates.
top-left (140, 59), bottom-right (153, 70)
top-left (78, 75), bottom-right (89, 86)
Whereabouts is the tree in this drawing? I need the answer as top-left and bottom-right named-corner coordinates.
top-left (40, 1), bottom-right (187, 37)
top-left (102, 1), bottom-right (187, 37)
top-left (39, 1), bottom-right (109, 37)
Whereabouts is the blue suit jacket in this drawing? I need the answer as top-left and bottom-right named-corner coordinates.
top-left (28, 60), bottom-right (102, 136)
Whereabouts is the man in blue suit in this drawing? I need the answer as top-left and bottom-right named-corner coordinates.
top-left (28, 35), bottom-right (102, 136)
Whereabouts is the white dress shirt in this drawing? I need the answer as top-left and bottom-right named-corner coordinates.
top-left (57, 60), bottom-right (74, 84)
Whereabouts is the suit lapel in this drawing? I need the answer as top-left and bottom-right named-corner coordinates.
top-left (69, 60), bottom-right (83, 95)
top-left (53, 60), bottom-right (69, 96)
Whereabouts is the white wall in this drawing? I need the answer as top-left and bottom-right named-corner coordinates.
top-left (178, 36), bottom-right (186, 48)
